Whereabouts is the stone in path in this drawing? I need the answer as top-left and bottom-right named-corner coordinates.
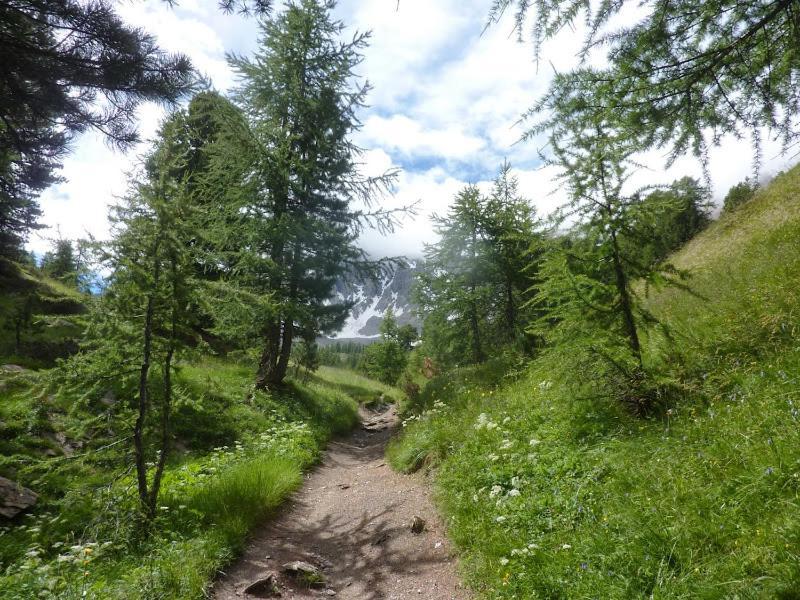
top-left (213, 405), bottom-right (470, 600)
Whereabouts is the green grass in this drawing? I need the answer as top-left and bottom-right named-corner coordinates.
top-left (311, 365), bottom-right (403, 406)
top-left (0, 359), bottom-right (362, 599)
top-left (0, 257), bottom-right (88, 368)
top-left (388, 165), bottom-right (800, 598)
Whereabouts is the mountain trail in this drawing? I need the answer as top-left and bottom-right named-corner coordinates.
top-left (213, 405), bottom-right (470, 600)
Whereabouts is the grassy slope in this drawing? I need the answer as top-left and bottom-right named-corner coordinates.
top-left (0, 362), bottom-right (392, 599)
top-left (0, 258), bottom-right (88, 368)
top-left (388, 165), bottom-right (800, 598)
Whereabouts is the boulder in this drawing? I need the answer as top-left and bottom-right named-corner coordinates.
top-left (0, 476), bottom-right (37, 518)
top-left (243, 573), bottom-right (281, 597)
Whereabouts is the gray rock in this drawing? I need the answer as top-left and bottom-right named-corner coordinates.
top-left (281, 561), bottom-right (323, 587)
top-left (0, 476), bottom-right (37, 519)
top-left (100, 390), bottom-right (117, 407)
top-left (243, 573), bottom-right (281, 596)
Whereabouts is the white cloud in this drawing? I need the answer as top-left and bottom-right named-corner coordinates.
top-left (26, 0), bottom-right (800, 261)
top-left (360, 114), bottom-right (486, 161)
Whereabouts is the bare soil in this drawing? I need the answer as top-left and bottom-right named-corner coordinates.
top-left (213, 406), bottom-right (471, 600)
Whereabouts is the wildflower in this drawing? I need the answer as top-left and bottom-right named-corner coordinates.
top-left (489, 485), bottom-right (503, 498)
top-left (529, 438), bottom-right (541, 446)
top-left (495, 516), bottom-right (506, 523)
top-left (561, 544), bottom-right (572, 550)
top-left (508, 489), bottom-right (521, 497)
top-left (502, 416), bottom-right (511, 424)
top-left (499, 557), bottom-right (509, 566)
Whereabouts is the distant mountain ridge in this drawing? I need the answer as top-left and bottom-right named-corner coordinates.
top-left (326, 261), bottom-right (422, 341)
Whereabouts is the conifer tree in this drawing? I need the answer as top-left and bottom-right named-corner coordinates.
top-left (416, 186), bottom-right (492, 365)
top-left (483, 162), bottom-right (541, 337)
top-left (492, 0), bottom-right (800, 165)
top-left (533, 121), bottom-right (688, 411)
top-left (0, 1), bottom-right (197, 256)
top-left (226, 0), bottom-right (396, 388)
top-left (72, 113), bottom-right (198, 520)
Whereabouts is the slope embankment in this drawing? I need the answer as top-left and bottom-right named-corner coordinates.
top-left (388, 165), bottom-right (800, 597)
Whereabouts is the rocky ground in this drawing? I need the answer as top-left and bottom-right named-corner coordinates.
top-left (213, 405), bottom-right (470, 600)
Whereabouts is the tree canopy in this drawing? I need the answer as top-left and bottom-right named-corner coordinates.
top-left (491, 0), bottom-right (800, 167)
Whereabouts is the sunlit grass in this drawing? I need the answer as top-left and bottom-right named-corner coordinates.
top-left (389, 163), bottom-right (800, 597)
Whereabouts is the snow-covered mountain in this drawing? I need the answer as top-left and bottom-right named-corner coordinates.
top-left (325, 261), bottom-right (422, 342)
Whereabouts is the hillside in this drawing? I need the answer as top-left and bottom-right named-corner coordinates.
top-left (0, 359), bottom-right (399, 598)
top-left (388, 165), bottom-right (800, 597)
top-left (0, 258), bottom-right (88, 368)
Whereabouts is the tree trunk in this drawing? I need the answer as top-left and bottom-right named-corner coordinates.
top-left (147, 259), bottom-right (177, 518)
top-left (610, 228), bottom-right (643, 370)
top-left (134, 294), bottom-right (155, 515)
top-left (468, 299), bottom-right (484, 364)
top-left (134, 247), bottom-right (160, 519)
top-left (255, 321), bottom-right (282, 390)
top-left (504, 276), bottom-right (515, 334)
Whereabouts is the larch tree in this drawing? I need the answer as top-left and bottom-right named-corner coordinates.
top-left (416, 185), bottom-right (492, 366)
top-left (533, 116), bottom-right (692, 412)
top-left (490, 0), bottom-right (800, 169)
top-left (227, 0), bottom-right (396, 389)
top-left (74, 112), bottom-right (198, 520)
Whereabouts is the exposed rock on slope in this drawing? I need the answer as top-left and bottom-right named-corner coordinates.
top-left (327, 261), bottom-right (422, 340)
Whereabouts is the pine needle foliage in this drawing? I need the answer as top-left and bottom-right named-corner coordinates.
top-left (533, 123), bottom-right (691, 413)
top-left (490, 0), bottom-right (800, 168)
top-left (224, 0), bottom-right (398, 388)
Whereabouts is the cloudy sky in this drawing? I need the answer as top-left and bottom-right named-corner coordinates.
top-left (30, 0), bottom-right (797, 258)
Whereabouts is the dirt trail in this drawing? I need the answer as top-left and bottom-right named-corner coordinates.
top-left (213, 405), bottom-right (471, 600)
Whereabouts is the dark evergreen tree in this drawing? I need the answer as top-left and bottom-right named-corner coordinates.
top-left (40, 238), bottom-right (78, 285)
top-left (416, 185), bottom-right (492, 366)
top-left (626, 177), bottom-right (712, 267)
top-left (483, 162), bottom-right (542, 339)
top-left (360, 308), bottom-right (409, 385)
top-left (0, 1), bottom-right (199, 256)
top-left (723, 178), bottom-right (759, 213)
top-left (226, 0), bottom-right (396, 388)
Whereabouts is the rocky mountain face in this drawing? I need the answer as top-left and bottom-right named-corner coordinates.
top-left (325, 261), bottom-right (422, 342)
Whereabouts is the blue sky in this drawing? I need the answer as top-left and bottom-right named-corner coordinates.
top-left (29, 0), bottom-right (796, 258)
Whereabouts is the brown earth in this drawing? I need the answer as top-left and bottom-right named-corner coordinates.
top-left (213, 405), bottom-right (471, 600)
